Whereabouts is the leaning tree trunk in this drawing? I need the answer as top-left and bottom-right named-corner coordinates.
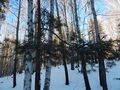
top-left (90, 0), bottom-right (108, 90)
top-left (35, 0), bottom-right (41, 90)
top-left (81, 51), bottom-right (91, 90)
top-left (62, 44), bottom-right (69, 85)
top-left (43, 0), bottom-right (54, 90)
top-left (23, 0), bottom-right (34, 90)
top-left (98, 49), bottom-right (108, 90)
top-left (55, 0), bottom-right (69, 85)
top-left (13, 0), bottom-right (21, 88)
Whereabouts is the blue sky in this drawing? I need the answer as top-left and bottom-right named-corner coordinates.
top-left (0, 0), bottom-right (107, 41)
top-left (96, 0), bottom-right (106, 14)
top-left (0, 0), bottom-right (28, 41)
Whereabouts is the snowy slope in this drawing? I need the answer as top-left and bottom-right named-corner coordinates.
top-left (0, 61), bottom-right (120, 90)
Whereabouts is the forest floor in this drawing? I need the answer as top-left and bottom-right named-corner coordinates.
top-left (0, 60), bottom-right (120, 90)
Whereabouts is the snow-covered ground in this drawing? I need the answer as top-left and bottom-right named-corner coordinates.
top-left (0, 60), bottom-right (120, 90)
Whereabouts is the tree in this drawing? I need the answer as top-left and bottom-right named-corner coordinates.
top-left (0, 0), bottom-right (9, 29)
top-left (73, 0), bottom-right (81, 42)
top-left (61, 0), bottom-right (69, 42)
top-left (13, 0), bottom-right (21, 88)
top-left (55, 0), bottom-right (69, 85)
top-left (73, 0), bottom-right (81, 68)
top-left (43, 0), bottom-right (54, 90)
top-left (0, 38), bottom-right (15, 77)
top-left (0, 0), bottom-right (8, 16)
top-left (35, 0), bottom-right (42, 90)
top-left (80, 47), bottom-right (91, 90)
top-left (88, 19), bottom-right (96, 43)
top-left (69, 24), bottom-right (75, 70)
top-left (90, 0), bottom-right (108, 90)
top-left (23, 0), bottom-right (34, 89)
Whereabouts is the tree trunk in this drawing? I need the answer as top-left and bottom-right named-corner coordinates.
top-left (90, 0), bottom-right (100, 43)
top-left (70, 48), bottom-right (75, 70)
top-left (62, 45), bottom-right (69, 85)
top-left (62, 0), bottom-right (69, 42)
top-left (55, 0), bottom-right (69, 85)
top-left (73, 0), bottom-right (81, 42)
top-left (35, 0), bottom-right (41, 90)
top-left (90, 0), bottom-right (108, 90)
top-left (73, 0), bottom-right (81, 70)
top-left (43, 0), bottom-right (54, 90)
top-left (23, 0), bottom-right (34, 90)
top-left (81, 53), bottom-right (91, 90)
top-left (98, 49), bottom-right (108, 90)
top-left (44, 57), bottom-right (52, 90)
top-left (13, 0), bottom-right (21, 88)
top-left (24, 52), bottom-right (33, 90)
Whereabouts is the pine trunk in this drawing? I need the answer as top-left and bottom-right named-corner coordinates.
top-left (55, 0), bottom-right (69, 85)
top-left (81, 53), bottom-right (91, 90)
top-left (70, 48), bottom-right (75, 70)
top-left (63, 1), bottom-right (69, 41)
top-left (74, 0), bottom-right (81, 42)
top-left (90, 0), bottom-right (108, 90)
top-left (98, 49), bottom-right (108, 90)
top-left (35, 0), bottom-right (41, 90)
top-left (74, 0), bottom-right (81, 69)
top-left (62, 44), bottom-right (69, 85)
top-left (13, 0), bottom-right (21, 88)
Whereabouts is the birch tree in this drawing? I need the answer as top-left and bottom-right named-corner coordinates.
top-left (43, 0), bottom-right (54, 90)
top-left (23, 0), bottom-right (34, 90)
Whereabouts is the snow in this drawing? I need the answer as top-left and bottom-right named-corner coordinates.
top-left (0, 60), bottom-right (120, 90)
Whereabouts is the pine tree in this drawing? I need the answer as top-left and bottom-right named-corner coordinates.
top-left (73, 0), bottom-right (81, 42)
top-left (13, 0), bottom-right (21, 88)
top-left (90, 0), bottom-right (108, 90)
top-left (0, 0), bottom-right (9, 29)
top-left (35, 0), bottom-right (41, 90)
top-left (55, 0), bottom-right (69, 85)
